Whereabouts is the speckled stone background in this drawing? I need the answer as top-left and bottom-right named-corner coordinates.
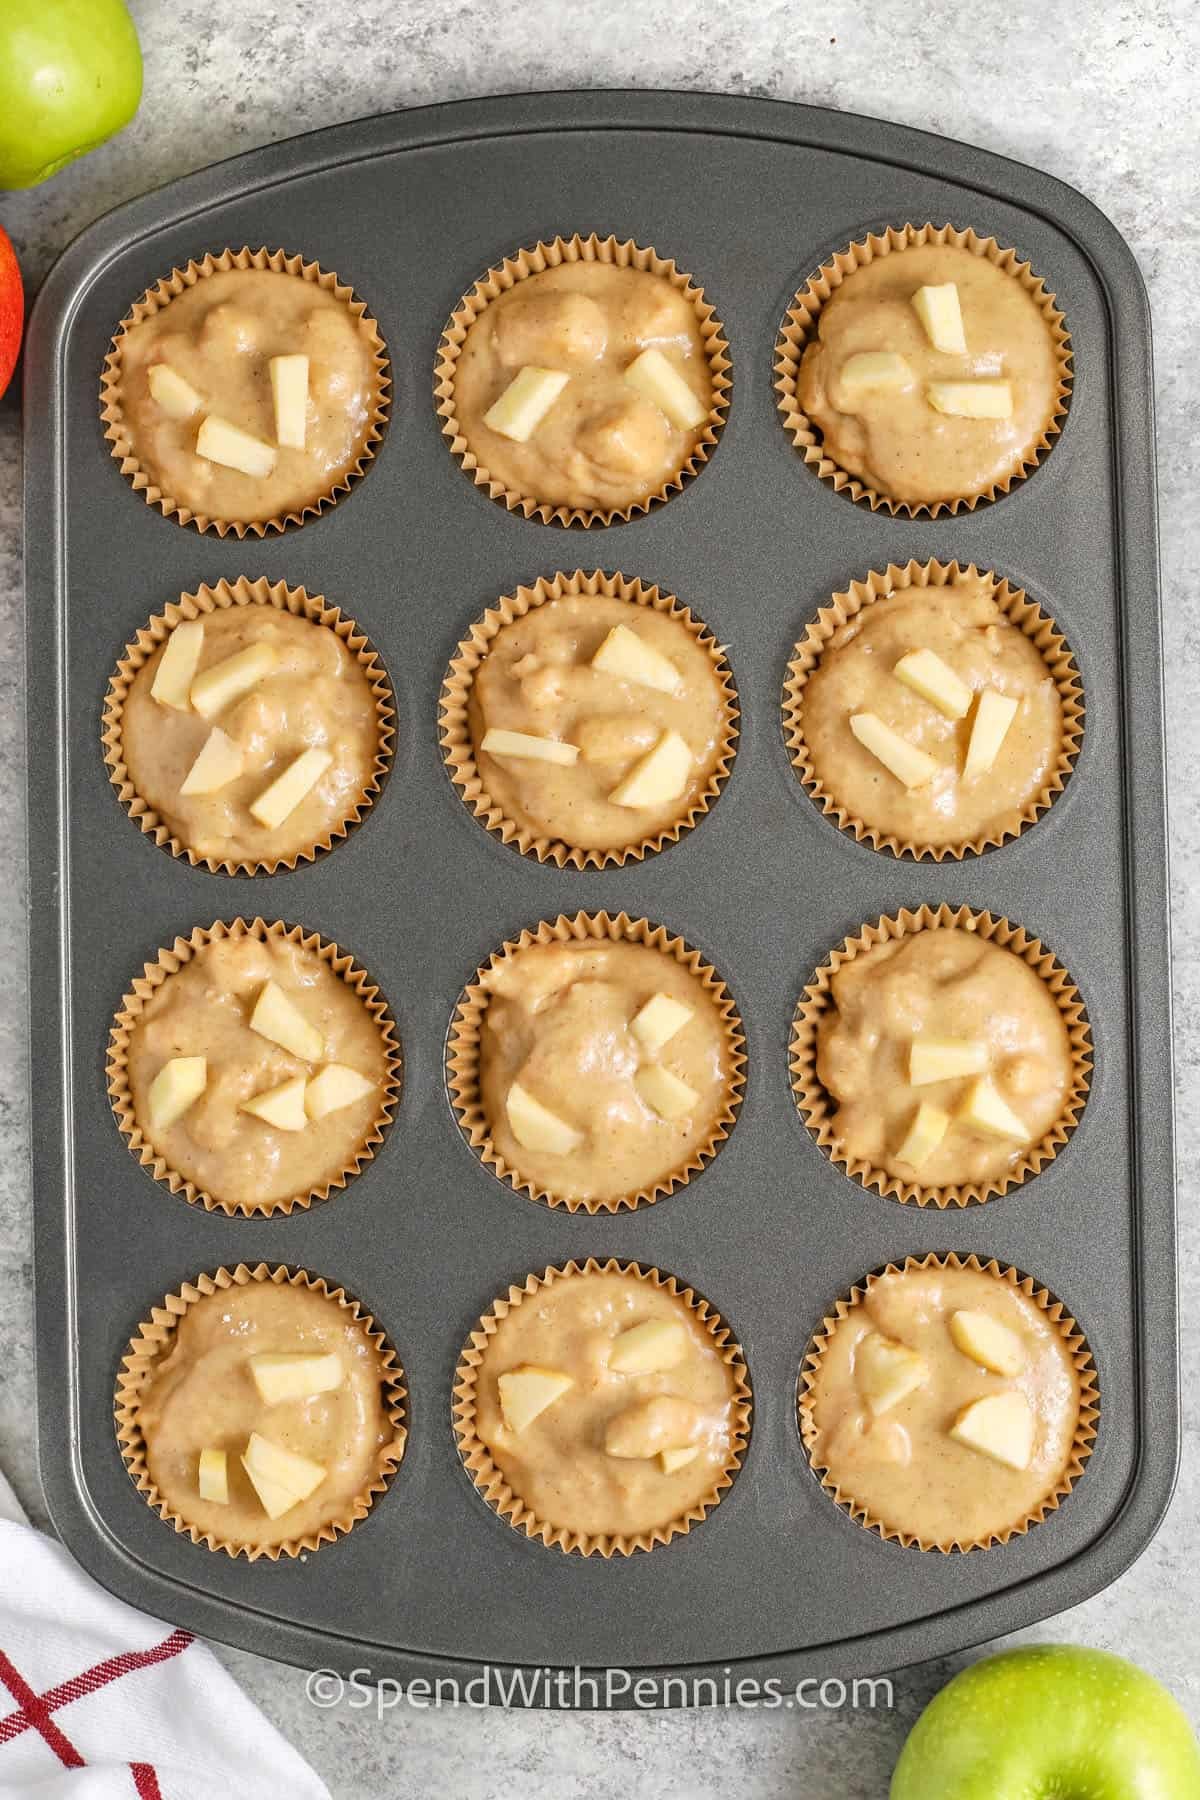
top-left (1, 3), bottom-right (1196, 1795)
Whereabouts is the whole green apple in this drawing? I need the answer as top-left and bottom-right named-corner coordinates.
top-left (892, 1645), bottom-right (1200, 1799)
top-left (0, 0), bottom-right (142, 190)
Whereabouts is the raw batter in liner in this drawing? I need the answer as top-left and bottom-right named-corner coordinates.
top-left (479, 940), bottom-right (734, 1204)
top-left (800, 575), bottom-right (1062, 848)
top-left (122, 608), bottom-right (381, 866)
top-left (473, 1269), bottom-right (740, 1538)
top-left (137, 1281), bottom-right (396, 1551)
top-left (804, 1261), bottom-right (1082, 1546)
top-left (454, 264), bottom-right (711, 512)
top-left (816, 929), bottom-right (1073, 1187)
top-left (799, 244), bottom-right (1060, 507)
top-left (116, 268), bottom-right (378, 522)
top-left (125, 934), bottom-right (390, 1211)
top-left (468, 594), bottom-right (728, 851)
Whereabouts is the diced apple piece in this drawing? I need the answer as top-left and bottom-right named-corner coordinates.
top-left (150, 620), bottom-right (205, 711)
top-left (609, 1319), bottom-right (688, 1375)
top-left (911, 282), bottom-right (967, 354)
top-left (605, 1395), bottom-right (700, 1459)
top-left (948, 1310), bottom-right (1026, 1378)
top-left (248, 747), bottom-right (332, 829)
top-left (240, 1460), bottom-right (300, 1520)
top-left (838, 350), bottom-right (914, 401)
top-left (148, 363), bottom-right (203, 419)
top-left (590, 624), bottom-right (681, 695)
top-left (249, 980), bottom-right (324, 1064)
top-left (240, 1074), bottom-right (309, 1132)
top-left (624, 346), bottom-right (708, 430)
top-left (635, 1064), bottom-right (699, 1121)
top-left (949, 1391), bottom-right (1035, 1471)
top-left (856, 1332), bottom-right (930, 1417)
top-left (894, 648), bottom-right (972, 720)
top-left (848, 712), bottom-right (939, 790)
top-left (196, 414), bottom-right (277, 478)
top-left (269, 353), bottom-right (309, 450)
top-left (926, 380), bottom-right (1013, 419)
top-left (304, 1063), bottom-right (375, 1121)
top-left (506, 1083), bottom-right (582, 1154)
top-left (146, 1057), bottom-right (207, 1133)
top-left (479, 728), bottom-right (579, 767)
top-left (483, 366), bottom-right (570, 442)
top-left (190, 643), bottom-right (278, 720)
top-left (659, 1445), bottom-right (701, 1475)
top-left (894, 1101), bottom-right (951, 1170)
top-left (631, 993), bottom-right (693, 1055)
top-left (608, 729), bottom-right (691, 808)
top-left (963, 688), bottom-right (1020, 779)
top-left (497, 1365), bottom-right (573, 1434)
top-left (179, 726), bottom-right (244, 797)
top-left (958, 1076), bottom-right (1029, 1142)
top-left (243, 1431), bottom-right (326, 1502)
top-left (249, 1352), bottom-right (344, 1405)
top-left (908, 1038), bottom-right (989, 1086)
top-left (198, 1447), bottom-right (228, 1504)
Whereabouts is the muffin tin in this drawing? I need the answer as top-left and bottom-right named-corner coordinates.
top-left (24, 92), bottom-right (1174, 1701)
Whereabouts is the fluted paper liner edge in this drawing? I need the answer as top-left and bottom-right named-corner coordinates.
top-left (798, 1251), bottom-right (1099, 1551)
top-left (447, 911), bottom-right (746, 1212)
top-left (107, 917), bottom-right (402, 1217)
top-left (452, 1257), bottom-right (751, 1556)
top-left (789, 903), bottom-right (1091, 1207)
top-left (439, 570), bottom-right (738, 868)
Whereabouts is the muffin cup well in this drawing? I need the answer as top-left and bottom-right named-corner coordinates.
top-left (103, 576), bottom-right (395, 876)
top-left (439, 569), bottom-right (738, 869)
top-left (115, 1261), bottom-right (407, 1561)
top-left (452, 1257), bottom-right (752, 1556)
top-left (446, 911), bottom-right (746, 1213)
top-left (107, 917), bottom-right (402, 1218)
top-left (798, 1251), bottom-right (1099, 1551)
top-left (434, 233), bottom-right (731, 527)
top-left (782, 558), bottom-right (1084, 860)
top-left (100, 247), bottom-right (390, 537)
top-left (790, 902), bottom-right (1091, 1207)
top-left (774, 222), bottom-right (1073, 517)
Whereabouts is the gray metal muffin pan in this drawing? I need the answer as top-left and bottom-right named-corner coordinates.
top-left (24, 91), bottom-right (1175, 1704)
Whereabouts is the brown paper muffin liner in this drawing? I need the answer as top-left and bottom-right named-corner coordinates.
top-left (782, 558), bottom-right (1084, 860)
top-left (100, 247), bottom-right (390, 536)
top-left (107, 917), bottom-right (401, 1218)
top-left (447, 911), bottom-right (746, 1212)
top-left (798, 1251), bottom-right (1099, 1551)
top-left (453, 1257), bottom-right (752, 1556)
top-left (774, 223), bottom-right (1073, 517)
top-left (115, 1262), bottom-right (407, 1561)
top-left (790, 903), bottom-right (1091, 1207)
top-left (434, 233), bottom-right (731, 527)
top-left (102, 577), bottom-right (396, 876)
top-left (439, 569), bottom-right (738, 869)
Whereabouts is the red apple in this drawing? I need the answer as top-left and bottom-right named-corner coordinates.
top-left (0, 226), bottom-right (22, 400)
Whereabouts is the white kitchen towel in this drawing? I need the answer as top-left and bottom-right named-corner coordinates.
top-left (0, 1471), bottom-right (330, 1799)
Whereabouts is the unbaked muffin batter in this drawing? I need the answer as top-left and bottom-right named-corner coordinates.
top-left (479, 939), bottom-right (734, 1204)
top-left (815, 928), bottom-right (1073, 1186)
top-left (799, 244), bottom-right (1060, 506)
top-left (804, 1261), bottom-right (1083, 1546)
top-left (454, 264), bottom-right (712, 511)
top-left (117, 268), bottom-right (378, 522)
top-left (468, 593), bottom-right (729, 851)
top-left (122, 607), bottom-right (382, 866)
top-left (473, 1269), bottom-right (741, 1538)
top-left (800, 576), bottom-right (1062, 847)
top-left (137, 1281), bottom-right (397, 1550)
top-left (126, 933), bottom-right (390, 1210)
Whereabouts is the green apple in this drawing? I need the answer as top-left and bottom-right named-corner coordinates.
top-left (892, 1645), bottom-right (1200, 1800)
top-left (0, 0), bottom-right (143, 190)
